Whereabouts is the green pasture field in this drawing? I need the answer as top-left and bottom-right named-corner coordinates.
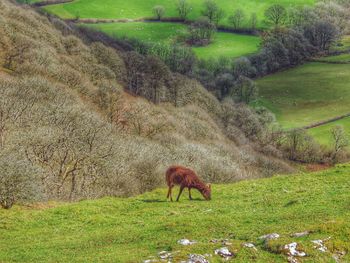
top-left (255, 62), bottom-right (350, 129)
top-left (315, 53), bottom-right (350, 63)
top-left (44, 0), bottom-right (315, 28)
top-left (84, 22), bottom-right (260, 59)
top-left (1, 164), bottom-right (350, 262)
top-left (308, 117), bottom-right (350, 147)
top-left (332, 35), bottom-right (350, 52)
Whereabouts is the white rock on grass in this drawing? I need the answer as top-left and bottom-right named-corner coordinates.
top-left (177, 239), bottom-right (197, 246)
top-left (284, 242), bottom-right (306, 257)
top-left (184, 254), bottom-right (209, 263)
top-left (214, 247), bottom-right (234, 259)
top-left (243, 242), bottom-right (257, 251)
top-left (312, 238), bottom-right (330, 253)
top-left (291, 231), bottom-right (310, 238)
top-left (158, 251), bottom-right (172, 260)
top-left (259, 233), bottom-right (280, 241)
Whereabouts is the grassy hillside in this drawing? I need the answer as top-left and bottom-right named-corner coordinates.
top-left (43, 0), bottom-right (315, 28)
top-left (83, 22), bottom-right (260, 59)
top-left (255, 62), bottom-right (350, 129)
top-left (0, 0), bottom-right (291, 203)
top-left (308, 117), bottom-right (350, 147)
top-left (1, 164), bottom-right (350, 262)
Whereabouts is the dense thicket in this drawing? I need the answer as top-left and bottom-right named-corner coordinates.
top-left (0, 0), bottom-right (293, 208)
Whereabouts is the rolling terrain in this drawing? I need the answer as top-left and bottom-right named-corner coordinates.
top-left (43, 0), bottom-right (315, 28)
top-left (84, 22), bottom-right (260, 59)
top-left (1, 164), bottom-right (350, 262)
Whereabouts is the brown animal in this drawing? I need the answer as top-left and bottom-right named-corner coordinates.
top-left (166, 165), bottom-right (211, 201)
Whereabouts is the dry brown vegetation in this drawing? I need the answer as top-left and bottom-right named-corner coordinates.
top-left (0, 0), bottom-right (292, 207)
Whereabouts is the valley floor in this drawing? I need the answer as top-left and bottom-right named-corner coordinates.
top-left (1, 165), bottom-right (350, 262)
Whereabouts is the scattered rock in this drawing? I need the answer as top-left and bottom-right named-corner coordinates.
top-left (332, 250), bottom-right (346, 263)
top-left (311, 238), bottom-right (330, 253)
top-left (214, 247), bottom-right (234, 259)
top-left (259, 233), bottom-right (280, 241)
top-left (210, 239), bottom-right (231, 245)
top-left (158, 251), bottom-right (172, 260)
top-left (178, 239), bottom-right (197, 246)
top-left (291, 231), bottom-right (311, 238)
top-left (242, 242), bottom-right (257, 251)
top-left (143, 260), bottom-right (157, 263)
top-left (284, 242), bottom-right (306, 257)
top-left (287, 256), bottom-right (299, 263)
top-left (184, 254), bottom-right (209, 263)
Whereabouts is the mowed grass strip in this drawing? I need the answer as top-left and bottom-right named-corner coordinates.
top-left (255, 62), bottom-right (350, 129)
top-left (44, 0), bottom-right (315, 28)
top-left (83, 22), bottom-right (260, 59)
top-left (1, 165), bottom-right (350, 262)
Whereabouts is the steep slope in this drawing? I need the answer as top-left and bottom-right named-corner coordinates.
top-left (0, 0), bottom-right (291, 203)
top-left (1, 165), bottom-right (349, 262)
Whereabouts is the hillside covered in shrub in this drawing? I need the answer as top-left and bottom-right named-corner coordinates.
top-left (0, 0), bottom-right (294, 207)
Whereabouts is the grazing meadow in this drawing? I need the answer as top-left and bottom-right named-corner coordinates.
top-left (84, 22), bottom-right (260, 59)
top-left (255, 62), bottom-right (350, 129)
top-left (1, 164), bottom-right (350, 262)
top-left (44, 0), bottom-right (315, 28)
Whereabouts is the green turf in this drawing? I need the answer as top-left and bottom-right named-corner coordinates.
top-left (84, 22), bottom-right (260, 59)
top-left (254, 62), bottom-right (350, 129)
top-left (44, 0), bottom-right (315, 28)
top-left (332, 35), bottom-right (350, 52)
top-left (1, 164), bottom-right (350, 262)
top-left (308, 117), bottom-right (350, 147)
top-left (315, 53), bottom-right (350, 63)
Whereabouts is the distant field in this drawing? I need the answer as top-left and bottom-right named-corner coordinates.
top-left (315, 53), bottom-right (350, 63)
top-left (84, 22), bottom-right (260, 59)
top-left (44, 0), bottom-right (315, 28)
top-left (308, 117), bottom-right (350, 147)
top-left (332, 35), bottom-right (350, 52)
top-left (1, 164), bottom-right (350, 262)
top-left (255, 62), bottom-right (350, 129)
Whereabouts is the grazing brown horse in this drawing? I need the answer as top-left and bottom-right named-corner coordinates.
top-left (166, 165), bottom-right (211, 201)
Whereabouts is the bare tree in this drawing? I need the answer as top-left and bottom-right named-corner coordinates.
top-left (177, 0), bottom-right (191, 20)
top-left (201, 0), bottom-right (225, 25)
top-left (250, 13), bottom-right (258, 30)
top-left (0, 152), bottom-right (40, 209)
top-left (265, 4), bottom-right (287, 26)
top-left (229, 9), bottom-right (245, 29)
top-left (153, 5), bottom-right (165, 20)
top-left (331, 125), bottom-right (349, 163)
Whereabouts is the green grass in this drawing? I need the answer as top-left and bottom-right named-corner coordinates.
top-left (1, 164), bottom-right (350, 262)
top-left (315, 53), bottom-right (350, 63)
top-left (332, 35), bottom-right (350, 52)
top-left (44, 0), bottom-right (315, 28)
top-left (308, 117), bottom-right (350, 147)
top-left (255, 62), bottom-right (350, 129)
top-left (84, 22), bottom-right (260, 59)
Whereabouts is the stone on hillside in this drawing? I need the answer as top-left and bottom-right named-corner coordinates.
top-left (283, 242), bottom-right (306, 257)
top-left (214, 247), bottom-right (234, 259)
top-left (184, 254), bottom-right (209, 263)
top-left (291, 231), bottom-right (311, 238)
top-left (158, 251), bottom-right (172, 260)
top-left (312, 238), bottom-right (330, 253)
top-left (243, 242), bottom-right (257, 250)
top-left (177, 239), bottom-right (197, 246)
top-left (259, 233), bottom-right (280, 241)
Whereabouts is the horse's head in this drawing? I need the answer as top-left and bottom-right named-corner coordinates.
top-left (202, 183), bottom-right (211, 200)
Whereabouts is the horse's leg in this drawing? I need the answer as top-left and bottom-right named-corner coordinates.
top-left (176, 185), bottom-right (185, 202)
top-left (170, 186), bottom-right (174, 202)
top-left (166, 186), bottom-right (171, 200)
top-left (188, 187), bottom-right (192, 200)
